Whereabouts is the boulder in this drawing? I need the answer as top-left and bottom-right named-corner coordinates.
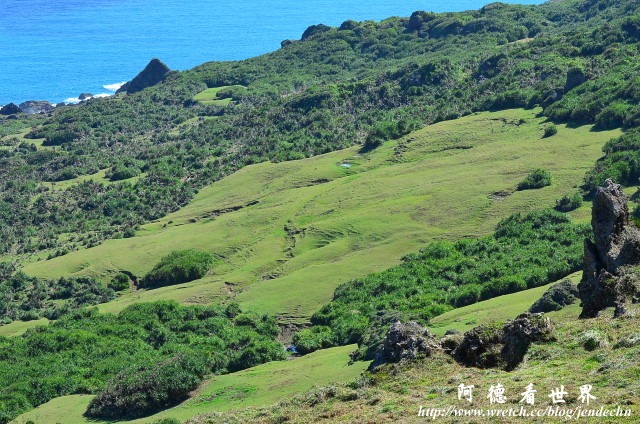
top-left (0, 103), bottom-right (22, 115)
top-left (529, 279), bottom-right (579, 313)
top-left (116, 58), bottom-right (171, 94)
top-left (579, 179), bottom-right (640, 318)
top-left (369, 321), bottom-right (439, 371)
top-left (452, 313), bottom-right (554, 370)
top-left (79, 93), bottom-right (93, 100)
top-left (280, 39), bottom-right (296, 48)
top-left (18, 100), bottom-right (54, 114)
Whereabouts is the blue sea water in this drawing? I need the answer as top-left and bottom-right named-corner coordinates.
top-left (0, 0), bottom-right (544, 105)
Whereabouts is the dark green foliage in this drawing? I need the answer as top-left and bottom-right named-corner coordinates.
top-left (109, 273), bottom-right (130, 291)
top-left (555, 192), bottom-right (583, 212)
top-left (585, 129), bottom-right (640, 189)
top-left (86, 353), bottom-right (208, 418)
top-left (518, 169), bottom-right (552, 190)
top-left (292, 326), bottom-right (337, 354)
top-left (0, 301), bottom-right (284, 423)
top-left (543, 124), bottom-right (558, 137)
top-left (0, 272), bottom-right (114, 324)
top-left (529, 279), bottom-right (579, 313)
top-left (140, 249), bottom-right (213, 288)
top-left (310, 210), bottom-right (588, 360)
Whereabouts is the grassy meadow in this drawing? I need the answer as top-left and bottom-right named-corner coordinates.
top-left (22, 108), bottom-right (621, 323)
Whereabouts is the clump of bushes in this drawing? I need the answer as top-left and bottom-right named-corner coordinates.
top-left (517, 169), bottom-right (552, 190)
top-left (555, 192), bottom-right (583, 212)
top-left (293, 326), bottom-right (337, 354)
top-left (529, 279), bottom-right (579, 313)
top-left (0, 301), bottom-right (285, 422)
top-left (140, 250), bottom-right (213, 288)
top-left (108, 273), bottom-right (130, 291)
top-left (86, 353), bottom-right (208, 419)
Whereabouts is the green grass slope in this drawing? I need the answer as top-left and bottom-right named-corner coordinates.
top-left (12, 344), bottom-right (367, 424)
top-left (22, 109), bottom-right (620, 323)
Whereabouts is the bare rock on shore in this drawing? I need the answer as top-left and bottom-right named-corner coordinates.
top-left (0, 103), bottom-right (22, 115)
top-left (116, 58), bottom-right (171, 94)
top-left (18, 100), bottom-right (54, 114)
top-left (579, 179), bottom-right (640, 318)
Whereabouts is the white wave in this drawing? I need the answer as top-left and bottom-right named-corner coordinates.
top-left (103, 82), bottom-right (127, 91)
top-left (65, 97), bottom-right (81, 103)
top-left (93, 93), bottom-right (112, 98)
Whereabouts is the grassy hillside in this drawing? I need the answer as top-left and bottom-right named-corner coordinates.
top-left (22, 109), bottom-right (620, 323)
top-left (12, 344), bottom-right (367, 424)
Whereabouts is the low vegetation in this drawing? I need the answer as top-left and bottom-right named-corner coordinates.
top-left (517, 169), bottom-right (552, 190)
top-left (0, 272), bottom-right (114, 324)
top-left (555, 191), bottom-right (583, 212)
top-left (0, 301), bottom-right (284, 423)
top-left (140, 250), bottom-right (213, 288)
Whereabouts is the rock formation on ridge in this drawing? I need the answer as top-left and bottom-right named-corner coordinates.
top-left (579, 179), bottom-right (640, 318)
top-left (0, 103), bottom-right (22, 115)
top-left (116, 58), bottom-right (171, 94)
top-left (18, 100), bottom-right (54, 114)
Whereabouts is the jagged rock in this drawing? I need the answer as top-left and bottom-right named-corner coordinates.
top-left (55, 102), bottom-right (65, 108)
top-left (452, 313), bottom-right (554, 370)
top-left (280, 39), bottom-right (295, 48)
top-left (116, 58), bottom-right (171, 94)
top-left (18, 100), bottom-right (54, 114)
top-left (369, 321), bottom-right (439, 371)
top-left (453, 323), bottom-right (505, 368)
top-left (79, 93), bottom-right (93, 100)
top-left (579, 179), bottom-right (640, 318)
top-left (0, 103), bottom-right (22, 115)
top-left (529, 279), bottom-right (579, 313)
top-left (501, 313), bottom-right (554, 369)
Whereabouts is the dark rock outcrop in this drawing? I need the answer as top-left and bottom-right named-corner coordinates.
top-left (301, 24), bottom-right (331, 41)
top-left (79, 93), bottom-right (93, 100)
top-left (453, 313), bottom-right (554, 370)
top-left (18, 100), bottom-right (54, 114)
top-left (529, 279), bottom-right (579, 313)
top-left (369, 321), bottom-right (439, 371)
top-left (0, 103), bottom-right (22, 115)
top-left (579, 179), bottom-right (640, 318)
top-left (116, 58), bottom-right (171, 94)
top-left (280, 39), bottom-right (296, 48)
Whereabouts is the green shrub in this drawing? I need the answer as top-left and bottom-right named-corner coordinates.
top-left (140, 250), bottom-right (213, 288)
top-left (555, 192), bottom-right (583, 212)
top-left (543, 124), bottom-right (558, 137)
top-left (517, 169), bottom-right (552, 190)
top-left (293, 326), bottom-right (337, 354)
top-left (86, 353), bottom-right (209, 419)
top-left (108, 273), bottom-right (130, 291)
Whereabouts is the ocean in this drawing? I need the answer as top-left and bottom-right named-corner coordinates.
top-left (0, 0), bottom-right (544, 105)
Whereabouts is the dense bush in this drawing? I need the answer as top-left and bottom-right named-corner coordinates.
top-left (292, 326), bottom-right (337, 354)
top-left (310, 210), bottom-right (588, 360)
top-left (585, 129), bottom-right (640, 189)
top-left (86, 353), bottom-right (209, 418)
top-left (517, 169), bottom-right (552, 190)
top-left (0, 301), bottom-right (284, 423)
top-left (0, 272), bottom-right (115, 324)
top-left (109, 273), bottom-right (130, 291)
top-left (555, 192), bottom-right (583, 212)
top-left (543, 124), bottom-right (558, 137)
top-left (140, 250), bottom-right (213, 288)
